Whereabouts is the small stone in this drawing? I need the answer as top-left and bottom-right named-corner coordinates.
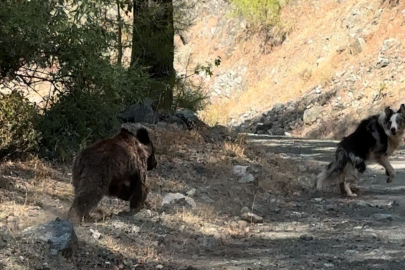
top-left (314, 198), bottom-right (323, 202)
top-left (186, 188), bottom-right (196, 196)
top-left (356, 201), bottom-right (369, 207)
top-left (161, 193), bottom-right (196, 208)
top-left (132, 226), bottom-right (141, 234)
top-left (238, 173), bottom-right (255, 183)
top-left (6, 215), bottom-right (18, 231)
top-left (201, 195), bottom-right (215, 203)
top-left (373, 213), bottom-right (393, 221)
top-left (156, 265), bottom-right (164, 269)
top-left (345, 249), bottom-right (359, 255)
top-left (241, 212), bottom-right (263, 223)
top-left (299, 234), bottom-right (314, 241)
top-left (233, 165), bottom-right (249, 176)
top-left (237, 220), bottom-right (248, 227)
top-left (381, 38), bottom-right (398, 51)
top-left (90, 229), bottom-right (102, 239)
top-left (324, 263), bottom-right (334, 268)
top-left (376, 57), bottom-right (389, 68)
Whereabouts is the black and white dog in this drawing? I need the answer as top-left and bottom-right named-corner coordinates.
top-left (316, 104), bottom-right (405, 197)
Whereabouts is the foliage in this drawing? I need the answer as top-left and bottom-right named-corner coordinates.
top-left (0, 0), bottom-right (197, 160)
top-left (37, 64), bottom-right (150, 161)
top-left (0, 91), bottom-right (41, 159)
top-left (173, 56), bottom-right (221, 112)
top-left (229, 0), bottom-right (283, 29)
top-left (0, 0), bottom-right (153, 160)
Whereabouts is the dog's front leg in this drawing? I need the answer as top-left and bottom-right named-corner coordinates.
top-left (376, 156), bottom-right (396, 183)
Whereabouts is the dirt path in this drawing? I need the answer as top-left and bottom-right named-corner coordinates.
top-left (232, 134), bottom-right (405, 270)
top-left (3, 132), bottom-right (405, 270)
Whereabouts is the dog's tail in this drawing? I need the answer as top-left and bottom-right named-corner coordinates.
top-left (316, 145), bottom-right (348, 190)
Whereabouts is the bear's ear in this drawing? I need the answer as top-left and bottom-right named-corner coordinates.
top-left (136, 128), bottom-right (151, 145)
top-left (120, 127), bottom-right (134, 135)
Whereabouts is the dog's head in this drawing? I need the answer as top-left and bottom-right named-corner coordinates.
top-left (382, 105), bottom-right (405, 137)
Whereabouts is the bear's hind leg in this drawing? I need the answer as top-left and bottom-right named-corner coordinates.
top-left (69, 190), bottom-right (105, 222)
top-left (129, 179), bottom-right (149, 210)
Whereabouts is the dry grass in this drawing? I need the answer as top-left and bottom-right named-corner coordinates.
top-left (199, 0), bottom-right (405, 127)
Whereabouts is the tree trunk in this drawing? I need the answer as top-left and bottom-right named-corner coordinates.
top-left (130, 0), bottom-right (175, 112)
top-left (116, 0), bottom-right (123, 66)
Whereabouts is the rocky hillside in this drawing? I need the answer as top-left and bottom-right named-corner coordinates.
top-left (175, 0), bottom-right (405, 139)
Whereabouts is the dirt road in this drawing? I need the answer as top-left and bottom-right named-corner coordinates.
top-left (230, 134), bottom-right (405, 270)
top-left (3, 132), bottom-right (405, 270)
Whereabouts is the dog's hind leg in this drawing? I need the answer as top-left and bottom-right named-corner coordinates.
top-left (376, 156), bottom-right (396, 183)
top-left (339, 173), bottom-right (358, 197)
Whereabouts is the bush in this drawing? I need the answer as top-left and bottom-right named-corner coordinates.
top-left (173, 76), bottom-right (209, 112)
top-left (0, 91), bottom-right (41, 159)
top-left (37, 90), bottom-right (118, 161)
top-left (229, 0), bottom-right (282, 29)
top-left (37, 65), bottom-right (151, 161)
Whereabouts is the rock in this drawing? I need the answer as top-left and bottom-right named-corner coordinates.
top-left (161, 193), bottom-right (196, 208)
top-left (256, 122), bottom-right (273, 133)
top-left (324, 263), bottom-right (334, 268)
top-left (156, 265), bottom-right (164, 269)
top-left (241, 206), bottom-right (250, 214)
top-left (368, 200), bottom-right (397, 209)
top-left (376, 57), bottom-right (389, 68)
top-left (241, 212), bottom-right (263, 223)
top-left (233, 165), bottom-right (255, 183)
top-left (132, 225), bottom-right (141, 234)
top-left (158, 114), bottom-right (187, 129)
top-left (348, 38), bottom-right (366, 55)
top-left (6, 214), bottom-right (19, 231)
top-left (174, 108), bottom-right (203, 130)
top-left (186, 188), bottom-right (196, 196)
top-left (90, 228), bottom-right (102, 239)
top-left (233, 165), bottom-right (249, 176)
top-left (22, 218), bottom-right (78, 258)
top-left (345, 249), bottom-right (359, 255)
top-left (201, 195), bottom-right (215, 203)
top-left (118, 99), bottom-right (156, 124)
top-left (373, 213), bottom-right (393, 221)
top-left (381, 38), bottom-right (398, 51)
top-left (299, 234), bottom-right (314, 241)
top-left (356, 201), bottom-right (369, 207)
top-left (238, 173), bottom-right (255, 184)
top-left (237, 220), bottom-right (248, 228)
top-left (303, 106), bottom-right (322, 125)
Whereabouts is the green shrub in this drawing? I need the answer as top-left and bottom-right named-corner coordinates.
top-left (0, 91), bottom-right (41, 158)
top-left (36, 64), bottom-right (151, 161)
top-left (37, 90), bottom-right (118, 161)
top-left (173, 76), bottom-right (209, 112)
top-left (229, 0), bottom-right (282, 28)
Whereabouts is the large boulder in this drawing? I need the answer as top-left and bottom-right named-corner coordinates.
top-left (303, 106), bottom-right (322, 125)
top-left (118, 98), bottom-right (157, 124)
top-left (21, 218), bottom-right (78, 258)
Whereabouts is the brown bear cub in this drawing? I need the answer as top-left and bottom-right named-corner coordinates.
top-left (67, 125), bottom-right (157, 221)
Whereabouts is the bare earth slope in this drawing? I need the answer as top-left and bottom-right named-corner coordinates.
top-left (175, 0), bottom-right (405, 138)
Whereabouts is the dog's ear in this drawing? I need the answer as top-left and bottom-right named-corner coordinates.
top-left (398, 104), bottom-right (405, 114)
top-left (384, 106), bottom-right (393, 115)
